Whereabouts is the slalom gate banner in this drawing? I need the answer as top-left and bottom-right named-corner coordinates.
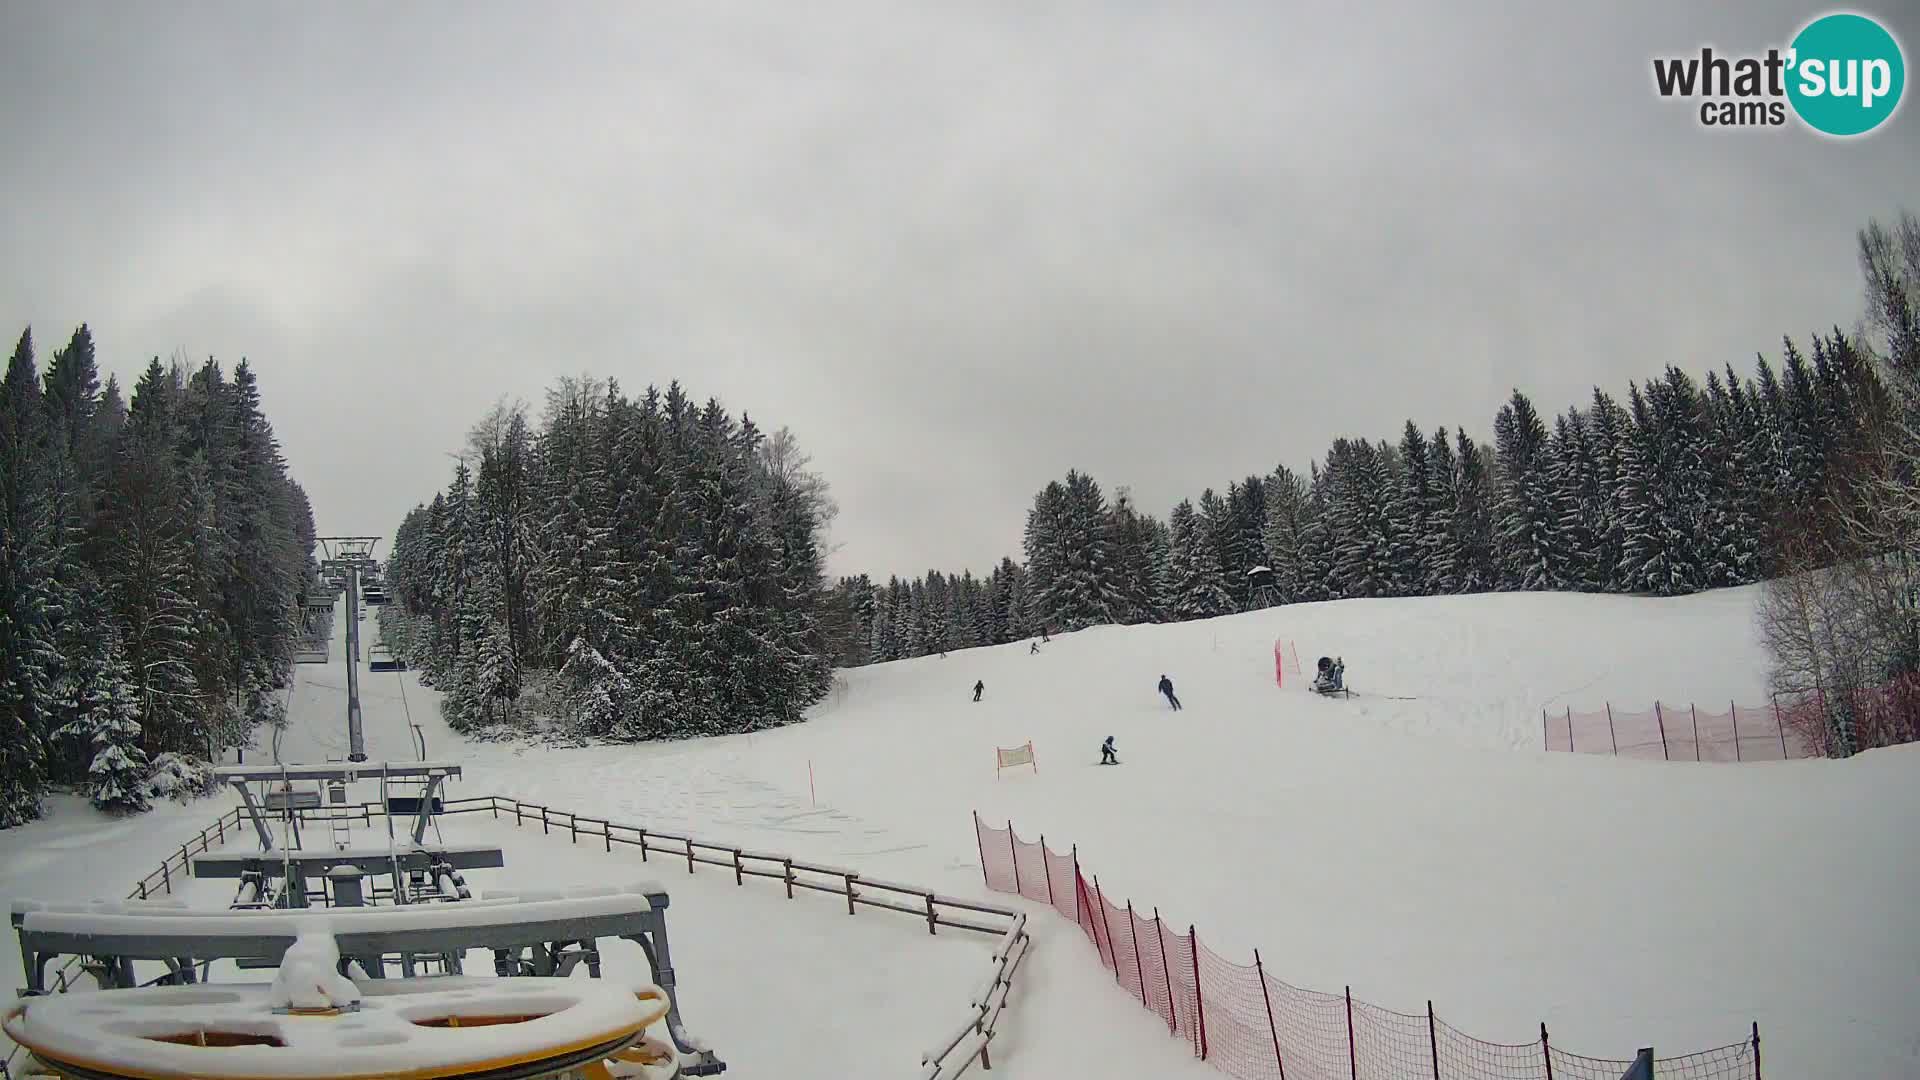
top-left (995, 741), bottom-right (1037, 777)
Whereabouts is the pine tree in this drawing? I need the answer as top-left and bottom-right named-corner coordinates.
top-left (1392, 422), bottom-right (1433, 592)
top-left (1547, 409), bottom-right (1600, 590)
top-left (1492, 390), bottom-right (1562, 590)
top-left (1168, 499), bottom-right (1233, 619)
top-left (1423, 428), bottom-right (1460, 594)
top-left (1452, 429), bottom-right (1497, 592)
top-left (1260, 465), bottom-right (1310, 603)
top-left (54, 627), bottom-right (150, 814)
top-left (0, 330), bottom-right (57, 825)
top-left (1585, 390), bottom-right (1630, 590)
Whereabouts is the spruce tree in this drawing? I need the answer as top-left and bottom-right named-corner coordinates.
top-left (0, 330), bottom-right (57, 825)
top-left (1492, 390), bottom-right (1562, 590)
top-left (1423, 429), bottom-right (1460, 593)
top-left (1452, 430), bottom-right (1498, 592)
top-left (1168, 499), bottom-right (1233, 619)
top-left (1393, 422), bottom-right (1433, 592)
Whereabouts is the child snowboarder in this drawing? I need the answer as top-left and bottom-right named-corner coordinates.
top-left (1158, 674), bottom-right (1182, 710)
top-left (1099, 735), bottom-right (1118, 764)
top-left (972, 680), bottom-right (984, 702)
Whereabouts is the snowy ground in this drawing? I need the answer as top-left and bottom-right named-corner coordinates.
top-left (5, 585), bottom-right (1918, 1077)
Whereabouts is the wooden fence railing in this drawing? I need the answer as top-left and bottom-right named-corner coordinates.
top-left (111, 793), bottom-right (1029, 1079)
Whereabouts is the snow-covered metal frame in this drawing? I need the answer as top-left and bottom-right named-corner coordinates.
top-left (10, 884), bottom-right (725, 1074)
top-left (217, 761), bottom-right (464, 850)
top-left (114, 794), bottom-right (1028, 1079)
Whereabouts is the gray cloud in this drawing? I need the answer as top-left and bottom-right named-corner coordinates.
top-left (3, 1), bottom-right (1915, 581)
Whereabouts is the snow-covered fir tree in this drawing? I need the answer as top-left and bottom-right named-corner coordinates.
top-left (1168, 499), bottom-right (1234, 618)
top-left (1493, 390), bottom-right (1563, 590)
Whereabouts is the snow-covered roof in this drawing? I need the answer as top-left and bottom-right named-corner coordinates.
top-left (4, 973), bottom-right (667, 1079)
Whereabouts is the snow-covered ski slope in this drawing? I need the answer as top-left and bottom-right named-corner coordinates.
top-left (5, 584), bottom-right (1918, 1077)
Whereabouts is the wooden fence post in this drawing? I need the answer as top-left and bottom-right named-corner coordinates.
top-left (1541, 1022), bottom-right (1555, 1080)
top-left (1692, 704), bottom-right (1702, 761)
top-left (1654, 702), bottom-right (1670, 760)
top-left (1774, 700), bottom-right (1788, 758)
top-left (1192, 927), bottom-right (1209, 1061)
top-left (1607, 702), bottom-right (1618, 755)
top-left (1255, 949), bottom-right (1286, 1079)
top-left (1542, 708), bottom-right (1548, 751)
top-left (1041, 836), bottom-right (1054, 906)
top-left (1752, 1020), bottom-right (1762, 1080)
top-left (1344, 985), bottom-right (1356, 1079)
top-left (1731, 700), bottom-right (1742, 761)
top-left (1565, 707), bottom-right (1573, 753)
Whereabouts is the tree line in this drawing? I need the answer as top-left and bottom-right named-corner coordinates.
top-left (0, 327), bottom-right (315, 825)
top-left (382, 378), bottom-right (833, 741)
top-left (823, 334), bottom-right (1881, 651)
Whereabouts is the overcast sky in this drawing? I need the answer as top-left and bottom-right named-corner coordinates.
top-left (2, 3), bottom-right (1914, 580)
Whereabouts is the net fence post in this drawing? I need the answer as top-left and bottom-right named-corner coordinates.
top-left (1753, 1020), bottom-right (1762, 1080)
top-left (1692, 703), bottom-right (1701, 761)
top-left (1566, 706), bottom-right (1574, 753)
top-left (973, 812), bottom-right (988, 889)
top-left (1344, 986), bottom-right (1357, 1079)
top-left (1126, 900), bottom-right (1147, 1005)
top-left (1156, 908), bottom-right (1178, 1034)
top-left (1427, 1000), bottom-right (1439, 1080)
top-left (1731, 700), bottom-right (1741, 761)
top-left (1540, 1022), bottom-right (1554, 1080)
top-left (1094, 877), bottom-right (1121, 983)
top-left (1255, 949), bottom-right (1286, 1079)
top-left (1072, 845), bottom-right (1080, 923)
top-left (1007, 820), bottom-right (1020, 894)
top-left (1774, 700), bottom-right (1788, 758)
top-left (1191, 926), bottom-right (1208, 1060)
top-left (1542, 708), bottom-right (1548, 751)
top-left (1042, 835), bottom-right (1054, 905)
top-left (1607, 702), bottom-right (1618, 755)
top-left (1654, 702), bottom-right (1670, 760)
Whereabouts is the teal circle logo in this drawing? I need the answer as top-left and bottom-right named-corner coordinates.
top-left (1786, 13), bottom-right (1905, 136)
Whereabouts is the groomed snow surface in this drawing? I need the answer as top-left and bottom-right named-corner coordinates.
top-left (3, 584), bottom-right (1917, 1078)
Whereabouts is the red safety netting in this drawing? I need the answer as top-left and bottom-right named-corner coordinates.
top-left (1546, 699), bottom-right (1820, 761)
top-left (975, 813), bottom-right (1761, 1080)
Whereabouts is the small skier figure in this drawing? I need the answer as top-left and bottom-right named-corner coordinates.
top-left (1099, 735), bottom-right (1118, 765)
top-left (1158, 674), bottom-right (1182, 710)
top-left (1029, 641), bottom-right (1040, 655)
top-left (973, 680), bottom-right (984, 702)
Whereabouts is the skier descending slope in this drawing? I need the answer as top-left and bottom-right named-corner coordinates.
top-left (973, 680), bottom-right (984, 702)
top-left (1158, 674), bottom-right (1182, 710)
top-left (1099, 735), bottom-right (1119, 764)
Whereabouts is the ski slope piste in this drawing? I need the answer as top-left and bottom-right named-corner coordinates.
top-left (2, 580), bottom-right (1916, 1078)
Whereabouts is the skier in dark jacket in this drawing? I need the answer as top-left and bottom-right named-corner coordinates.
top-left (1158, 674), bottom-right (1182, 710)
top-left (972, 680), bottom-right (984, 702)
top-left (1100, 736), bottom-right (1118, 764)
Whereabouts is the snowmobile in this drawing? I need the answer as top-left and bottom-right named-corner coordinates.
top-left (1312, 656), bottom-right (1350, 698)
